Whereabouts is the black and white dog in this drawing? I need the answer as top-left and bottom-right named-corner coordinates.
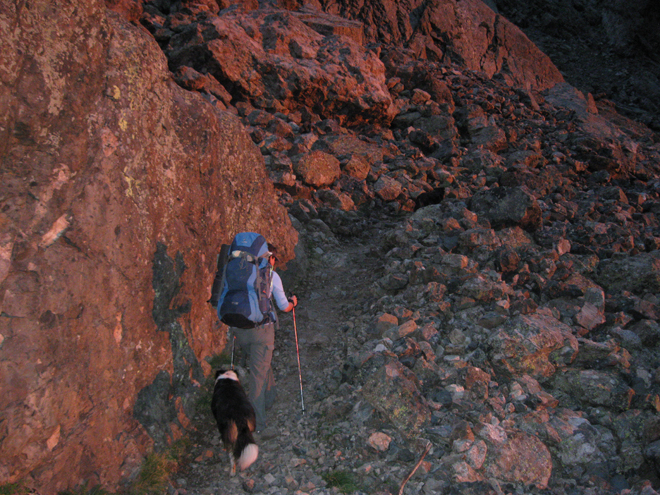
top-left (211, 369), bottom-right (259, 475)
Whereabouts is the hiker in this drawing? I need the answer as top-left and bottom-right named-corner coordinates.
top-left (232, 244), bottom-right (297, 433)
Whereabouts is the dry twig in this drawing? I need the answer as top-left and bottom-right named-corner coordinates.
top-left (398, 440), bottom-right (432, 495)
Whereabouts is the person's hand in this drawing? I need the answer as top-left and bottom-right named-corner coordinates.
top-left (289, 295), bottom-right (298, 308)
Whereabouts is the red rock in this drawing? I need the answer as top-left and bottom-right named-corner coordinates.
top-left (374, 175), bottom-right (403, 201)
top-left (166, 9), bottom-right (394, 125)
top-left (0, 3), bottom-right (296, 492)
top-left (293, 150), bottom-right (341, 187)
top-left (465, 366), bottom-right (491, 401)
top-left (361, 356), bottom-right (431, 437)
top-left (488, 311), bottom-right (579, 380)
top-left (105, 0), bottom-right (143, 23)
top-left (343, 154), bottom-right (371, 180)
top-left (482, 428), bottom-right (552, 489)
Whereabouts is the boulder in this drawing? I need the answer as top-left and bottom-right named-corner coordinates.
top-left (343, 155), bottom-right (371, 180)
top-left (460, 148), bottom-right (504, 173)
top-left (478, 425), bottom-right (552, 489)
top-left (374, 175), bottom-right (403, 201)
top-left (361, 354), bottom-right (432, 438)
top-left (469, 186), bottom-right (542, 232)
top-left (293, 150), bottom-right (341, 187)
top-left (550, 369), bottom-right (635, 412)
top-left (456, 273), bottom-right (514, 303)
top-left (628, 320), bottom-right (660, 348)
top-left (611, 410), bottom-right (650, 472)
top-left (594, 251), bottom-right (660, 295)
top-left (468, 125), bottom-right (508, 152)
top-left (488, 311), bottom-right (579, 381)
top-left (322, 133), bottom-right (386, 163)
top-left (464, 366), bottom-right (491, 401)
top-left (374, 313), bottom-right (398, 333)
top-left (383, 320), bottom-right (418, 340)
top-left (546, 412), bottom-right (617, 478)
top-left (457, 228), bottom-right (502, 253)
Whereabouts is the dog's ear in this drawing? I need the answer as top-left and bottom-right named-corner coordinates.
top-left (215, 369), bottom-right (223, 379)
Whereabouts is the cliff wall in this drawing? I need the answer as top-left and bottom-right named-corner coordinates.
top-left (0, 1), bottom-right (296, 490)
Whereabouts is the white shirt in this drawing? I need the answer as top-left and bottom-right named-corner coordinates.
top-left (270, 271), bottom-right (289, 311)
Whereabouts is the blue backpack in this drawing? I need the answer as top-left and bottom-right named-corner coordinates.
top-left (215, 232), bottom-right (274, 329)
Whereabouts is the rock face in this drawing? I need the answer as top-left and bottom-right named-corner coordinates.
top-left (319, 0), bottom-right (564, 91)
top-left (0, 1), bottom-right (296, 491)
top-left (164, 7), bottom-right (395, 125)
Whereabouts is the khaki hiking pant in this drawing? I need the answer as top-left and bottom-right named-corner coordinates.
top-left (234, 322), bottom-right (277, 431)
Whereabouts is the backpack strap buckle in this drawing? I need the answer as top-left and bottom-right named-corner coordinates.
top-left (230, 250), bottom-right (259, 264)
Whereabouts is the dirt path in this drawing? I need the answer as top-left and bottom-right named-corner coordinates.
top-left (177, 231), bottom-right (384, 494)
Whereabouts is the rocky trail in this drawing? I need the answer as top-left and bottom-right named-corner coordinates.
top-left (177, 223), bottom-right (396, 495)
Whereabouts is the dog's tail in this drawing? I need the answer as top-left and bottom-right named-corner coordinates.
top-left (237, 442), bottom-right (259, 471)
top-left (235, 427), bottom-right (258, 471)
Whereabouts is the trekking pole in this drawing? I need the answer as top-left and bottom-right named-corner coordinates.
top-left (291, 305), bottom-right (305, 414)
top-left (230, 332), bottom-right (236, 370)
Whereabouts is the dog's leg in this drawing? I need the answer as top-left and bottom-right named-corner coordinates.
top-left (229, 450), bottom-right (236, 477)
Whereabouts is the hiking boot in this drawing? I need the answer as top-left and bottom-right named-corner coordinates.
top-left (254, 426), bottom-right (277, 442)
